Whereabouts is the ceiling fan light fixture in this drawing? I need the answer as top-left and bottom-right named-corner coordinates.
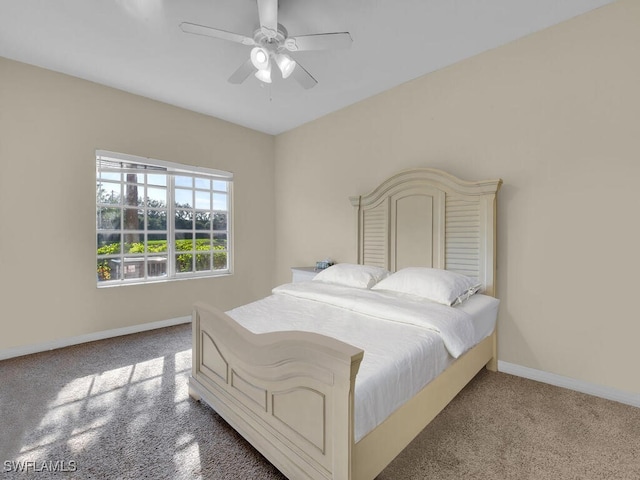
top-left (275, 53), bottom-right (296, 79)
top-left (180, 1), bottom-right (352, 90)
top-left (254, 63), bottom-right (272, 83)
top-left (250, 46), bottom-right (270, 70)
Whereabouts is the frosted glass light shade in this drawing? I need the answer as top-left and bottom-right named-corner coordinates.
top-left (254, 63), bottom-right (272, 83)
top-left (275, 54), bottom-right (296, 79)
top-left (250, 47), bottom-right (270, 70)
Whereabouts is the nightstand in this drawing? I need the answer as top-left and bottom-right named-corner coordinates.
top-left (291, 267), bottom-right (318, 283)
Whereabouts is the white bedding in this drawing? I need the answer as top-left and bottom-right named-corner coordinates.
top-left (226, 282), bottom-right (499, 442)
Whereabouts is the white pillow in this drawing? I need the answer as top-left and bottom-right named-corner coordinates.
top-left (312, 263), bottom-right (390, 289)
top-left (371, 267), bottom-right (481, 306)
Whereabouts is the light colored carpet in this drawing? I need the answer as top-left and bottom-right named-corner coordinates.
top-left (1, 324), bottom-right (638, 479)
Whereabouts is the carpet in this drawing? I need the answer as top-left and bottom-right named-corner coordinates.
top-left (1, 324), bottom-right (638, 479)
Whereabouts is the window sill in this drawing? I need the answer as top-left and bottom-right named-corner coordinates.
top-left (96, 271), bottom-right (232, 288)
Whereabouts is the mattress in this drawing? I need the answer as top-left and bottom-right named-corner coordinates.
top-left (226, 282), bottom-right (499, 442)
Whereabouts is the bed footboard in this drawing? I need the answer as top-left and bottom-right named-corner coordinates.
top-left (189, 302), bottom-right (364, 480)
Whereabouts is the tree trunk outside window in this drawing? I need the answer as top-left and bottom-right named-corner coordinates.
top-left (125, 173), bottom-right (140, 245)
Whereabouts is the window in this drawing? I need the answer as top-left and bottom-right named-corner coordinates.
top-left (96, 150), bottom-right (232, 286)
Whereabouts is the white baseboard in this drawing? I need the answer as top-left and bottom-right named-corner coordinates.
top-left (4, 328), bottom-right (638, 409)
top-left (0, 316), bottom-right (191, 361)
top-left (498, 361), bottom-right (640, 408)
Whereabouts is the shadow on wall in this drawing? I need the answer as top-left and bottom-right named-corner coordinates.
top-left (495, 182), bottom-right (539, 367)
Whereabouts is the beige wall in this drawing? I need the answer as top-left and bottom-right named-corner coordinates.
top-left (0, 57), bottom-right (275, 351)
top-left (2, 0), bottom-right (638, 396)
top-left (274, 0), bottom-right (640, 395)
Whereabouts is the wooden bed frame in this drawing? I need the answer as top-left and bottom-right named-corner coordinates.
top-left (189, 168), bottom-right (502, 479)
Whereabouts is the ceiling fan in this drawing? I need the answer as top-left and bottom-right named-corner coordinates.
top-left (180, 0), bottom-right (352, 89)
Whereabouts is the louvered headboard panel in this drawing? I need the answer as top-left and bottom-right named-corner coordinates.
top-left (350, 168), bottom-right (502, 296)
top-left (445, 196), bottom-right (481, 278)
top-left (361, 202), bottom-right (388, 269)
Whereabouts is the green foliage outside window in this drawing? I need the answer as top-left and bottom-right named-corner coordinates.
top-left (97, 239), bottom-right (227, 279)
top-left (97, 176), bottom-right (229, 282)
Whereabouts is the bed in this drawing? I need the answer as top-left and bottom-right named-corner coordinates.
top-left (189, 168), bottom-right (503, 479)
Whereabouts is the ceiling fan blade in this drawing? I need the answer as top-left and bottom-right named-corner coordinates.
top-left (285, 32), bottom-right (352, 52)
top-left (291, 62), bottom-right (317, 90)
top-left (257, 0), bottom-right (278, 38)
top-left (180, 22), bottom-right (255, 46)
top-left (228, 59), bottom-right (256, 84)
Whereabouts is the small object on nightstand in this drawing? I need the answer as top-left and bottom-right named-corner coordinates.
top-left (315, 258), bottom-right (335, 271)
top-left (291, 267), bottom-right (318, 283)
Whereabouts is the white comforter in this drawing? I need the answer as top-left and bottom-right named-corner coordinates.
top-left (273, 282), bottom-right (476, 358)
top-left (227, 281), bottom-right (488, 442)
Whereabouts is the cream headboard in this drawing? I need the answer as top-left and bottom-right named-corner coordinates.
top-left (350, 168), bottom-right (503, 296)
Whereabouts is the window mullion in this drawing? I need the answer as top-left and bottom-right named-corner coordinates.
top-left (191, 185), bottom-right (196, 273)
top-left (168, 174), bottom-right (175, 279)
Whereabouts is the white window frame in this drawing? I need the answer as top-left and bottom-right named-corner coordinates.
top-left (96, 150), bottom-right (233, 287)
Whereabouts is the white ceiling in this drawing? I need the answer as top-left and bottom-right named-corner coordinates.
top-left (0, 0), bottom-right (615, 135)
